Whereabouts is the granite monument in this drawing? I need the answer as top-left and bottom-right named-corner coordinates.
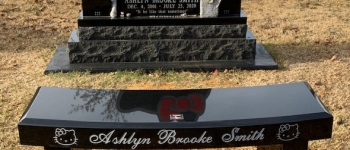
top-left (44, 0), bottom-right (277, 73)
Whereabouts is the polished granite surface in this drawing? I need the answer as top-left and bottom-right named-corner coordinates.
top-left (18, 82), bottom-right (333, 149)
top-left (21, 82), bottom-right (328, 123)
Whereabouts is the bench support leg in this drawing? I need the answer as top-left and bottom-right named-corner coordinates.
top-left (282, 141), bottom-right (308, 150)
top-left (44, 147), bottom-right (71, 150)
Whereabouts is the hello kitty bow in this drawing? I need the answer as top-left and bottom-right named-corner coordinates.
top-left (279, 124), bottom-right (294, 133)
top-left (55, 128), bottom-right (67, 137)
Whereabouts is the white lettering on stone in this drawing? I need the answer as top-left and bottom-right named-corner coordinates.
top-left (222, 128), bottom-right (265, 142)
top-left (157, 130), bottom-right (212, 144)
top-left (127, 4), bottom-right (138, 9)
top-left (179, 0), bottom-right (199, 3)
top-left (152, 0), bottom-right (176, 3)
top-left (125, 0), bottom-right (144, 3)
top-left (89, 130), bottom-right (151, 149)
top-left (163, 4), bottom-right (176, 8)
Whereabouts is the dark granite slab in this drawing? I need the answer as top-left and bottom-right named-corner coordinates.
top-left (78, 24), bottom-right (248, 40)
top-left (218, 0), bottom-right (241, 16)
top-left (44, 42), bottom-right (277, 74)
top-left (77, 11), bottom-right (247, 26)
top-left (82, 0), bottom-right (112, 17)
top-left (18, 82), bottom-right (333, 149)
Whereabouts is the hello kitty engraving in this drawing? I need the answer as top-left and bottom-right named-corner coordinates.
top-left (53, 128), bottom-right (78, 146)
top-left (277, 124), bottom-right (300, 141)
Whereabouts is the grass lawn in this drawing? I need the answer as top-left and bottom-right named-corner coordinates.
top-left (0, 0), bottom-right (349, 149)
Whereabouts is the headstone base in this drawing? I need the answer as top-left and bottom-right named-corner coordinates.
top-left (44, 43), bottom-right (277, 74)
top-left (68, 30), bottom-right (256, 63)
top-left (78, 24), bottom-right (247, 40)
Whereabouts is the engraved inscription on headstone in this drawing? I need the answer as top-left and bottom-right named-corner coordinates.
top-left (82, 0), bottom-right (241, 17)
top-left (119, 0), bottom-right (200, 17)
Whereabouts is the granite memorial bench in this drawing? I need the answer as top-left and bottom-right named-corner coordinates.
top-left (18, 82), bottom-right (333, 150)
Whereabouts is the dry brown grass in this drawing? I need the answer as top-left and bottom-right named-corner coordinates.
top-left (0, 0), bottom-right (349, 149)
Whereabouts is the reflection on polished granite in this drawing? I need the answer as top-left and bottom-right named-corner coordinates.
top-left (21, 82), bottom-right (329, 125)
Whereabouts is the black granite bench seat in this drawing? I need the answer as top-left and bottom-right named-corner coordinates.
top-left (18, 82), bottom-right (333, 150)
